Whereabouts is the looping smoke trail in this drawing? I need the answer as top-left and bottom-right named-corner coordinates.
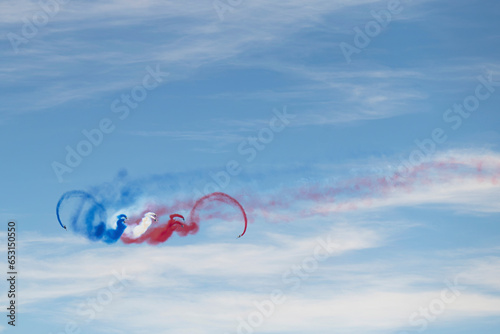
top-left (57, 153), bottom-right (499, 245)
top-left (121, 192), bottom-right (248, 244)
top-left (56, 190), bottom-right (127, 244)
top-left (188, 192), bottom-right (248, 238)
top-left (56, 190), bottom-right (248, 244)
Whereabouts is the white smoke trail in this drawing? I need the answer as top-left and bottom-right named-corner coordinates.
top-left (124, 212), bottom-right (158, 238)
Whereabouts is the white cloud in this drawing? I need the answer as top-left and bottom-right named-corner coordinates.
top-left (14, 208), bottom-right (500, 332)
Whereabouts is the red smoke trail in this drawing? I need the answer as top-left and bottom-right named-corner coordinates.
top-left (120, 213), bottom-right (196, 245)
top-left (189, 192), bottom-right (248, 238)
top-left (239, 157), bottom-right (500, 221)
top-left (120, 192), bottom-right (248, 244)
top-left (119, 155), bottom-right (500, 244)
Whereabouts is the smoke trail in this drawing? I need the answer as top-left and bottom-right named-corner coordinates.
top-left (239, 154), bottom-right (500, 221)
top-left (120, 192), bottom-right (248, 244)
top-left (56, 190), bottom-right (128, 244)
top-left (125, 212), bottom-right (157, 238)
top-left (120, 213), bottom-right (194, 245)
top-left (189, 192), bottom-right (248, 238)
top-left (56, 190), bottom-right (248, 244)
top-left (56, 152), bottom-right (500, 244)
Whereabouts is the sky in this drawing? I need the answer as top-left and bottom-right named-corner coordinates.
top-left (1, 0), bottom-right (500, 333)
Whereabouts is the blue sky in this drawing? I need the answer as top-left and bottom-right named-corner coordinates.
top-left (1, 0), bottom-right (500, 333)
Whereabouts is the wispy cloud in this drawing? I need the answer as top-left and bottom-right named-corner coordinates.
top-left (1, 0), bottom-right (448, 115)
top-left (15, 222), bottom-right (500, 333)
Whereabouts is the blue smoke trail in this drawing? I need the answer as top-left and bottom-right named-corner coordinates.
top-left (104, 214), bottom-right (128, 243)
top-left (56, 190), bottom-right (126, 244)
top-left (88, 169), bottom-right (182, 211)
